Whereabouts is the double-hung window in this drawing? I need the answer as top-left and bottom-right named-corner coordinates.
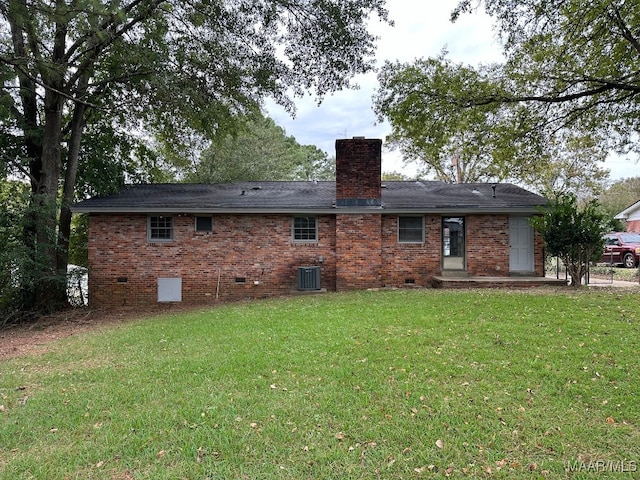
top-left (293, 216), bottom-right (317, 242)
top-left (148, 215), bottom-right (173, 241)
top-left (398, 216), bottom-right (424, 243)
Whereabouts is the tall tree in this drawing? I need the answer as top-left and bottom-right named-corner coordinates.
top-left (450, 0), bottom-right (640, 147)
top-left (0, 0), bottom-right (388, 314)
top-left (187, 115), bottom-right (334, 183)
top-left (374, 54), bottom-right (612, 189)
top-left (374, 0), bottom-right (635, 187)
top-left (374, 55), bottom-right (551, 183)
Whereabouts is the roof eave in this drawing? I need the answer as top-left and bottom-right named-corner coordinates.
top-left (615, 199), bottom-right (640, 219)
top-left (71, 206), bottom-right (543, 215)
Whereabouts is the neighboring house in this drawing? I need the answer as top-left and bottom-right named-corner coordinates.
top-left (72, 137), bottom-right (551, 308)
top-left (615, 200), bottom-right (640, 232)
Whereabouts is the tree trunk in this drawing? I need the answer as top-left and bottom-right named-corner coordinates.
top-left (565, 256), bottom-right (588, 288)
top-left (28, 0), bottom-right (70, 311)
top-left (30, 89), bottom-right (66, 310)
top-left (56, 84), bottom-right (88, 299)
top-left (9, 0), bottom-right (43, 309)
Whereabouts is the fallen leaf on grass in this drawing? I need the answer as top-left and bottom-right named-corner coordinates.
top-left (606, 416), bottom-right (615, 424)
top-left (435, 439), bottom-right (444, 449)
top-left (157, 450), bottom-right (166, 458)
top-left (196, 447), bottom-right (205, 463)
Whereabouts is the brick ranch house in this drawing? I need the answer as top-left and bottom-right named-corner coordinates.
top-left (72, 137), bottom-right (558, 308)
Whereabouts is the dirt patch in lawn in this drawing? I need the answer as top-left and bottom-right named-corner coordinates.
top-left (0, 305), bottom-right (200, 360)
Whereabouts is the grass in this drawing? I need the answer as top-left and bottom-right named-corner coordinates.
top-left (1, 288), bottom-right (640, 479)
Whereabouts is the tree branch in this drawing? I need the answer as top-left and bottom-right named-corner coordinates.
top-left (0, 56), bottom-right (102, 108)
top-left (607, 5), bottom-right (640, 56)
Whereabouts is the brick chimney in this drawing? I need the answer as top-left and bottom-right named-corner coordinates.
top-left (335, 137), bottom-right (382, 207)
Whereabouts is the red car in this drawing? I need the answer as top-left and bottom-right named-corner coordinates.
top-left (601, 232), bottom-right (640, 268)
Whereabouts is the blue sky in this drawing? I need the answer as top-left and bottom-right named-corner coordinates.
top-left (266, 0), bottom-right (634, 181)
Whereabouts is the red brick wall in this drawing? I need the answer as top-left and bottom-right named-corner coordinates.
top-left (381, 214), bottom-right (441, 287)
top-left (335, 214), bottom-right (382, 290)
top-left (335, 138), bottom-right (382, 202)
top-left (465, 215), bottom-right (544, 276)
top-left (88, 213), bottom-right (336, 307)
top-left (534, 229), bottom-right (545, 276)
top-left (466, 215), bottom-right (510, 275)
top-left (88, 212), bottom-right (545, 308)
top-left (627, 220), bottom-right (640, 232)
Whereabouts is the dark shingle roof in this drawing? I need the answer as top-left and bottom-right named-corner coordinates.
top-left (72, 181), bottom-right (546, 214)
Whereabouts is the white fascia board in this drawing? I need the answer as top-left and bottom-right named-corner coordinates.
top-left (615, 199), bottom-right (640, 220)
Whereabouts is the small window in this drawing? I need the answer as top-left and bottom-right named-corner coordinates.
top-left (195, 216), bottom-right (213, 232)
top-left (398, 216), bottom-right (424, 243)
top-left (293, 216), bottom-right (317, 242)
top-left (149, 216), bottom-right (173, 241)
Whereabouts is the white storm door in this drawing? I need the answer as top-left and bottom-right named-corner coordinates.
top-left (509, 216), bottom-right (534, 273)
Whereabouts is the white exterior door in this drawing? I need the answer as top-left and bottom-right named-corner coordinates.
top-left (509, 216), bottom-right (534, 273)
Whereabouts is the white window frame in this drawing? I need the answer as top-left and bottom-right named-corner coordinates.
top-left (398, 216), bottom-right (424, 244)
top-left (292, 216), bottom-right (318, 242)
top-left (148, 215), bottom-right (174, 242)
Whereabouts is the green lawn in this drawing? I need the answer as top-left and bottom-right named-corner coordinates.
top-left (1, 289), bottom-right (639, 479)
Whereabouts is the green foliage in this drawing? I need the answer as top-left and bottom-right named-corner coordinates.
top-left (530, 193), bottom-right (608, 286)
top-left (382, 171), bottom-right (415, 180)
top-left (374, 55), bottom-right (527, 183)
top-left (1, 0), bottom-right (387, 314)
top-left (598, 176), bottom-right (640, 230)
top-left (375, 0), bottom-right (634, 188)
top-left (374, 55), bottom-right (610, 191)
top-left (0, 181), bottom-right (67, 322)
top-left (67, 214), bottom-right (88, 268)
top-left (0, 182), bottom-right (28, 316)
top-left (452, 0), bottom-right (640, 145)
top-left (520, 133), bottom-right (610, 198)
top-left (1, 290), bottom-right (639, 477)
top-left (187, 115), bottom-right (335, 182)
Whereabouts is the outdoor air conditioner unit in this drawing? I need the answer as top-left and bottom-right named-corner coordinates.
top-left (297, 266), bottom-right (321, 291)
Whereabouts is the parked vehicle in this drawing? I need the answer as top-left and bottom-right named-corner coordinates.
top-left (600, 232), bottom-right (640, 268)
